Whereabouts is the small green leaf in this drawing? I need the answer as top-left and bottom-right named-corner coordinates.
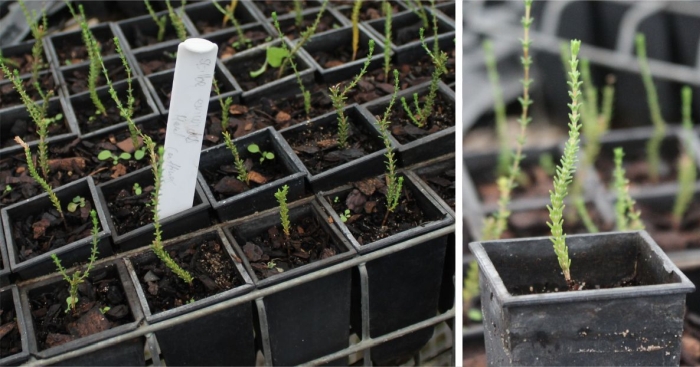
top-left (266, 47), bottom-right (289, 67)
top-left (249, 62), bottom-right (267, 78)
top-left (67, 202), bottom-right (78, 212)
top-left (264, 152), bottom-right (275, 160)
top-left (134, 149), bottom-right (145, 160)
top-left (73, 196), bottom-right (81, 203)
top-left (119, 152), bottom-right (132, 160)
top-left (260, 157), bottom-right (265, 164)
top-left (247, 144), bottom-right (260, 153)
top-left (467, 308), bottom-right (483, 322)
top-left (97, 150), bottom-right (113, 161)
top-left (54, 113), bottom-right (63, 121)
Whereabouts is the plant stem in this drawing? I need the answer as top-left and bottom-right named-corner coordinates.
top-left (483, 39), bottom-right (510, 177)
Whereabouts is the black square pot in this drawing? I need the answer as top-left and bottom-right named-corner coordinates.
top-left (263, 6), bottom-right (350, 45)
top-left (144, 61), bottom-right (241, 115)
top-left (0, 95), bottom-right (77, 156)
top-left (201, 23), bottom-right (274, 62)
top-left (96, 166), bottom-right (212, 253)
top-left (223, 197), bottom-right (356, 366)
top-left (334, 1), bottom-right (408, 24)
top-left (56, 54), bottom-right (138, 97)
top-left (0, 285), bottom-right (29, 366)
top-left (198, 126), bottom-right (306, 222)
top-left (0, 69), bottom-right (60, 114)
top-left (125, 228), bottom-right (256, 366)
top-left (0, 39), bottom-right (55, 80)
top-left (301, 25), bottom-right (386, 84)
top-left (222, 38), bottom-right (316, 104)
top-left (66, 77), bottom-right (159, 137)
top-left (364, 80), bottom-right (455, 167)
top-left (19, 259), bottom-right (145, 366)
top-left (318, 173), bottom-right (453, 364)
top-left (116, 10), bottom-right (196, 52)
top-left (46, 23), bottom-right (120, 69)
top-left (279, 104), bottom-right (396, 192)
top-left (0, 226), bottom-right (9, 286)
top-left (365, 8), bottom-right (455, 64)
top-left (1, 177), bottom-right (112, 280)
top-left (249, 0), bottom-right (324, 20)
top-left (470, 231), bottom-right (695, 366)
top-left (184, 0), bottom-right (261, 36)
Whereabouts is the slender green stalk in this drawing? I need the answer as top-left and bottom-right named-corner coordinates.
top-left (481, 0), bottom-right (534, 241)
top-left (635, 33), bottom-right (666, 183)
top-left (223, 131), bottom-right (248, 185)
top-left (672, 86), bottom-right (696, 228)
top-left (404, 0), bottom-right (428, 29)
top-left (51, 210), bottom-right (100, 314)
top-left (548, 40), bottom-right (583, 286)
top-left (212, 0), bottom-right (250, 48)
top-left (329, 40), bottom-right (375, 148)
top-left (376, 70), bottom-right (403, 227)
top-left (276, 0), bottom-right (329, 80)
top-left (274, 185), bottom-right (291, 236)
top-left (69, 3), bottom-right (107, 117)
top-left (19, 0), bottom-right (48, 83)
top-left (166, 0), bottom-right (187, 42)
top-left (351, 0), bottom-right (363, 61)
top-left (483, 39), bottom-right (509, 177)
top-left (574, 197), bottom-right (598, 233)
top-left (382, 0), bottom-right (392, 80)
top-left (293, 0), bottom-right (303, 27)
top-left (271, 12), bottom-right (311, 117)
top-left (144, 0), bottom-right (168, 42)
top-left (613, 147), bottom-right (644, 231)
top-left (213, 79), bottom-right (233, 131)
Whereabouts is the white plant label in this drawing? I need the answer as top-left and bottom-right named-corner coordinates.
top-left (159, 38), bottom-right (218, 219)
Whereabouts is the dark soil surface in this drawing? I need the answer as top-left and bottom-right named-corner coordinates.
top-left (62, 61), bottom-right (127, 95)
top-left (123, 21), bottom-right (184, 49)
top-left (253, 86), bottom-right (335, 128)
top-left (0, 51), bottom-right (43, 81)
top-left (394, 19), bottom-right (448, 46)
top-left (511, 271), bottom-right (645, 294)
top-left (217, 29), bottom-right (272, 60)
top-left (495, 205), bottom-right (611, 239)
top-left (277, 13), bottom-right (342, 40)
top-left (254, 0), bottom-right (315, 18)
top-left (105, 185), bottom-right (155, 236)
top-left (227, 53), bottom-right (304, 91)
top-left (474, 164), bottom-right (554, 205)
top-left (639, 201), bottom-right (700, 252)
top-left (10, 200), bottom-right (94, 263)
top-left (309, 40), bottom-right (371, 70)
top-left (239, 212), bottom-right (338, 279)
top-left (285, 117), bottom-right (383, 174)
top-left (386, 91), bottom-right (454, 144)
top-left (137, 51), bottom-right (177, 75)
top-left (201, 149), bottom-right (289, 202)
top-left (28, 265), bottom-right (134, 350)
top-left (54, 35), bottom-right (116, 66)
top-left (419, 166), bottom-right (455, 211)
top-left (202, 105), bottom-right (270, 146)
top-left (135, 238), bottom-right (243, 313)
top-left (338, 1), bottom-right (404, 21)
top-left (73, 90), bottom-right (149, 134)
top-left (0, 119), bottom-right (165, 209)
top-left (152, 75), bottom-right (233, 109)
top-left (0, 73), bottom-right (56, 110)
top-left (329, 176), bottom-right (428, 245)
top-left (595, 142), bottom-right (679, 189)
top-left (1, 112), bottom-right (69, 149)
top-left (0, 299), bottom-right (21, 358)
top-left (192, 11), bottom-right (255, 35)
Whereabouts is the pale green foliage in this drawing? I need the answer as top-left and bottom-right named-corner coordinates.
top-left (274, 185), bottom-right (291, 236)
top-left (275, 0), bottom-right (329, 80)
top-left (212, 0), bottom-right (251, 49)
top-left (462, 261), bottom-right (479, 309)
top-left (539, 153), bottom-right (556, 177)
top-left (400, 28), bottom-right (448, 128)
top-left (144, 0), bottom-right (168, 42)
top-left (294, 0), bottom-right (303, 27)
top-left (480, 0), bottom-right (533, 241)
top-left (165, 0), bottom-right (187, 41)
top-left (483, 39), bottom-right (510, 177)
top-left (223, 131), bottom-right (248, 185)
top-left (329, 40), bottom-right (375, 148)
top-left (672, 86), bottom-right (696, 228)
top-left (15, 136), bottom-right (64, 228)
top-left (51, 210), bottom-right (100, 313)
top-left (383, 0), bottom-right (392, 80)
top-left (69, 3), bottom-right (106, 117)
top-left (573, 197), bottom-right (598, 233)
top-left (547, 40), bottom-right (583, 284)
top-left (612, 148), bottom-right (644, 231)
top-left (635, 33), bottom-right (666, 183)
top-left (213, 79), bottom-right (233, 131)
top-left (376, 70), bottom-right (404, 221)
top-left (404, 0), bottom-right (428, 29)
top-left (19, 0), bottom-right (48, 83)
top-left (351, 0), bottom-right (363, 61)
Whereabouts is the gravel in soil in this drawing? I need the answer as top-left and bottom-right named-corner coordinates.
top-left (286, 117), bottom-right (383, 175)
top-left (0, 300), bottom-right (21, 358)
top-left (138, 51), bottom-right (177, 75)
top-left (135, 238), bottom-right (243, 313)
top-left (240, 213), bottom-right (338, 280)
top-left (29, 265), bottom-right (134, 350)
top-left (0, 52), bottom-right (44, 81)
top-left (329, 176), bottom-right (427, 245)
top-left (217, 30), bottom-right (272, 60)
top-left (11, 200), bottom-right (94, 262)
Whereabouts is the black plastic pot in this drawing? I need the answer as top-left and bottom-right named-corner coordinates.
top-left (125, 228), bottom-right (256, 366)
top-left (200, 23), bottom-right (274, 62)
top-left (0, 285), bottom-right (29, 366)
top-left (279, 104), bottom-right (397, 192)
top-left (143, 61), bottom-right (241, 115)
top-left (0, 39), bottom-right (55, 81)
top-left (223, 197), bottom-right (356, 366)
top-left (435, 2), bottom-right (456, 23)
top-left (262, 6), bottom-right (350, 41)
top-left (183, 0), bottom-right (261, 36)
top-left (470, 231), bottom-right (695, 366)
top-left (115, 10), bottom-right (195, 52)
top-left (96, 166), bottom-right (212, 253)
top-left (19, 259), bottom-right (146, 366)
top-left (1, 177), bottom-right (112, 280)
top-left (56, 54), bottom-right (137, 97)
top-left (318, 173), bottom-right (453, 364)
top-left (365, 8), bottom-right (455, 64)
top-left (197, 126), bottom-right (306, 222)
top-left (66, 77), bottom-right (159, 137)
top-left (0, 226), bottom-right (9, 286)
top-left (0, 95), bottom-right (77, 156)
top-left (0, 69), bottom-right (59, 114)
top-left (131, 41), bottom-right (181, 76)
top-left (221, 38), bottom-right (316, 104)
top-left (46, 23), bottom-right (120, 69)
top-left (301, 25), bottom-right (386, 84)
top-left (363, 80), bottom-right (455, 167)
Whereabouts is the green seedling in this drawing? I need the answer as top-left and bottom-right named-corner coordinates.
top-left (539, 153), bottom-right (556, 177)
top-left (613, 147), bottom-right (644, 231)
top-left (351, 0), bottom-right (363, 61)
top-left (376, 70), bottom-right (404, 227)
top-left (144, 0), bottom-right (168, 42)
top-left (98, 150), bottom-right (132, 165)
top-left (293, 0), bottom-right (303, 27)
top-left (68, 3), bottom-right (107, 117)
top-left (339, 209), bottom-right (351, 223)
top-left (483, 39), bottom-right (510, 177)
top-left (165, 0), bottom-right (187, 41)
top-left (133, 183), bottom-right (142, 195)
top-left (67, 195), bottom-right (86, 213)
top-left (223, 131), bottom-right (249, 184)
top-left (636, 33), bottom-right (666, 183)
top-left (212, 0), bottom-right (251, 49)
top-left (404, 0), bottom-right (429, 29)
top-left (250, 46), bottom-right (289, 78)
top-left (19, 0), bottom-right (48, 83)
top-left (51, 210), bottom-right (101, 314)
top-left (382, 0), bottom-right (392, 80)
top-left (274, 185), bottom-right (291, 237)
top-left (247, 143), bottom-right (274, 163)
top-left (548, 39), bottom-right (583, 288)
top-left (0, 51), bottom-right (19, 69)
top-left (266, 260), bottom-right (277, 269)
top-left (672, 86), bottom-right (696, 229)
top-left (214, 79), bottom-right (234, 131)
top-left (3, 185), bottom-right (11, 194)
top-left (100, 306), bottom-right (111, 314)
